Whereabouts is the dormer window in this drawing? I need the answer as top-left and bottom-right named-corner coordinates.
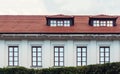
top-left (93, 20), bottom-right (113, 27)
top-left (89, 15), bottom-right (117, 27)
top-left (46, 15), bottom-right (74, 27)
top-left (50, 20), bottom-right (71, 27)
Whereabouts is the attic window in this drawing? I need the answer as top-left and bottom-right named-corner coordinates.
top-left (47, 18), bottom-right (74, 27)
top-left (89, 15), bottom-right (117, 27)
top-left (50, 20), bottom-right (70, 27)
top-left (93, 20), bottom-right (113, 27)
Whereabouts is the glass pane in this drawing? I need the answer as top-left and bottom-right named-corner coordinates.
top-left (38, 53), bottom-right (41, 56)
top-left (100, 58), bottom-right (104, 61)
top-left (9, 52), bottom-right (13, 56)
top-left (14, 47), bottom-right (18, 52)
top-left (9, 57), bottom-right (13, 61)
top-left (82, 57), bottom-right (86, 61)
top-left (33, 48), bottom-right (36, 52)
top-left (38, 48), bottom-right (41, 52)
top-left (60, 62), bottom-right (63, 66)
top-left (33, 62), bottom-right (36, 66)
top-left (77, 62), bottom-right (81, 66)
top-left (100, 53), bottom-right (104, 56)
top-left (55, 57), bottom-right (58, 61)
top-left (105, 48), bottom-right (109, 52)
top-left (77, 48), bottom-right (81, 52)
top-left (14, 62), bottom-right (18, 66)
top-left (82, 48), bottom-right (86, 52)
top-left (38, 62), bottom-right (42, 66)
top-left (9, 47), bottom-right (13, 51)
top-left (77, 53), bottom-right (81, 56)
top-left (55, 62), bottom-right (58, 66)
top-left (14, 57), bottom-right (18, 61)
top-left (60, 57), bottom-right (63, 61)
top-left (14, 53), bottom-right (18, 56)
top-left (60, 48), bottom-right (63, 52)
top-left (100, 62), bottom-right (104, 64)
top-left (60, 53), bottom-right (63, 56)
top-left (100, 48), bottom-right (104, 52)
top-left (55, 48), bottom-right (58, 52)
top-left (105, 53), bottom-right (109, 56)
top-left (55, 53), bottom-right (58, 56)
top-left (105, 58), bottom-right (109, 61)
top-left (9, 62), bottom-right (13, 66)
top-left (78, 58), bottom-right (81, 61)
top-left (82, 62), bottom-right (86, 66)
top-left (33, 53), bottom-right (36, 56)
top-left (33, 57), bottom-right (36, 61)
top-left (38, 57), bottom-right (41, 61)
top-left (82, 53), bottom-right (86, 56)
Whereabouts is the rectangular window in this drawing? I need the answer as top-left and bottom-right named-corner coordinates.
top-left (32, 46), bottom-right (42, 67)
top-left (77, 46), bottom-right (87, 66)
top-left (50, 20), bottom-right (71, 27)
top-left (99, 47), bottom-right (110, 64)
top-left (54, 46), bottom-right (64, 67)
top-left (93, 20), bottom-right (113, 27)
top-left (8, 46), bottom-right (19, 66)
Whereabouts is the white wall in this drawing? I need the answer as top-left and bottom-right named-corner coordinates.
top-left (0, 39), bottom-right (120, 68)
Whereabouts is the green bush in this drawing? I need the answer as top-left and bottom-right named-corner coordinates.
top-left (1, 62), bottom-right (120, 74)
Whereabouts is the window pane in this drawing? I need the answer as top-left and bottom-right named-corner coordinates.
top-left (14, 57), bottom-right (18, 61)
top-left (60, 57), bottom-right (63, 61)
top-left (60, 53), bottom-right (63, 56)
top-left (60, 48), bottom-right (63, 52)
top-left (55, 62), bottom-right (58, 66)
top-left (60, 62), bottom-right (63, 66)
top-left (38, 62), bottom-right (42, 66)
top-left (14, 53), bottom-right (18, 56)
top-left (14, 62), bottom-right (18, 66)
top-left (33, 57), bottom-right (36, 61)
top-left (77, 62), bottom-right (81, 66)
top-left (100, 48), bottom-right (104, 52)
top-left (82, 48), bottom-right (86, 52)
top-left (77, 48), bottom-right (81, 52)
top-left (55, 48), bottom-right (58, 52)
top-left (78, 58), bottom-right (81, 61)
top-left (9, 52), bottom-right (13, 56)
top-left (105, 53), bottom-right (109, 56)
top-left (100, 53), bottom-right (104, 56)
top-left (82, 57), bottom-right (86, 61)
top-left (55, 53), bottom-right (58, 56)
top-left (33, 48), bottom-right (36, 52)
top-left (33, 53), bottom-right (36, 56)
top-left (77, 53), bottom-right (81, 56)
top-left (9, 57), bottom-right (13, 61)
top-left (9, 62), bottom-right (13, 66)
top-left (38, 57), bottom-right (42, 61)
top-left (38, 53), bottom-right (41, 56)
top-left (33, 62), bottom-right (36, 66)
top-left (38, 48), bottom-right (41, 52)
top-left (105, 48), bottom-right (109, 52)
top-left (14, 47), bottom-right (18, 52)
top-left (9, 47), bottom-right (13, 51)
top-left (82, 62), bottom-right (86, 66)
top-left (100, 58), bottom-right (104, 61)
top-left (105, 58), bottom-right (109, 61)
top-left (55, 57), bottom-right (58, 61)
top-left (82, 53), bottom-right (86, 56)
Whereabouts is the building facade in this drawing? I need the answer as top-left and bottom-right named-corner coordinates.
top-left (0, 14), bottom-right (120, 68)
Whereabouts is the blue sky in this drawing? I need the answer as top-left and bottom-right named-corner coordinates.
top-left (0, 0), bottom-right (119, 15)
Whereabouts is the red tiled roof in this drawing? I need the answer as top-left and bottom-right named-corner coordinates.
top-left (0, 15), bottom-right (120, 34)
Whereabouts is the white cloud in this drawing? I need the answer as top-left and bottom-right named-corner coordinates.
top-left (0, 0), bottom-right (48, 15)
top-left (0, 0), bottom-right (120, 15)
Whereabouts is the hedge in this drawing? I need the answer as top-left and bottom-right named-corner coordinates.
top-left (0, 62), bottom-right (120, 74)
